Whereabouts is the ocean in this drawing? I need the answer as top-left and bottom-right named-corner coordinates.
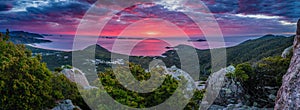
top-left (29, 35), bottom-right (261, 56)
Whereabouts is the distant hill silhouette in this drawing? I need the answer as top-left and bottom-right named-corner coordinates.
top-left (1, 31), bottom-right (51, 44)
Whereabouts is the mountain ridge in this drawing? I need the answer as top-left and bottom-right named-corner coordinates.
top-left (23, 33), bottom-right (294, 79)
top-left (1, 31), bottom-right (52, 44)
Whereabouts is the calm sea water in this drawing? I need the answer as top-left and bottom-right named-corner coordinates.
top-left (29, 35), bottom-right (261, 56)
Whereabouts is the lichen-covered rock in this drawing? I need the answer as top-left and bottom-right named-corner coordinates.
top-left (282, 46), bottom-right (292, 58)
top-left (275, 19), bottom-right (300, 109)
top-left (209, 65), bottom-right (279, 109)
top-left (205, 66), bottom-right (245, 106)
top-left (61, 67), bottom-right (97, 89)
top-left (52, 99), bottom-right (81, 110)
top-left (212, 77), bottom-right (246, 106)
top-left (209, 103), bottom-right (263, 110)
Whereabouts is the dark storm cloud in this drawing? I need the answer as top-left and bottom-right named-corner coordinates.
top-left (237, 0), bottom-right (300, 18)
top-left (0, 4), bottom-right (13, 11)
top-left (214, 13), bottom-right (295, 35)
top-left (77, 0), bottom-right (97, 4)
top-left (0, 0), bottom-right (299, 35)
top-left (202, 0), bottom-right (300, 19)
top-left (200, 0), bottom-right (299, 35)
top-left (0, 0), bottom-right (91, 33)
top-left (26, 1), bottom-right (89, 19)
top-left (202, 0), bottom-right (239, 13)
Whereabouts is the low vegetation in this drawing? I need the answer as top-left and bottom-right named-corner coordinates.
top-left (226, 55), bottom-right (291, 107)
top-left (0, 30), bottom-right (88, 109)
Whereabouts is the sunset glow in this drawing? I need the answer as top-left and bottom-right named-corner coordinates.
top-left (145, 31), bottom-right (160, 36)
top-left (0, 1), bottom-right (299, 36)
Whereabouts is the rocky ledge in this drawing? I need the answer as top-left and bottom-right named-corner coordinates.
top-left (275, 19), bottom-right (300, 109)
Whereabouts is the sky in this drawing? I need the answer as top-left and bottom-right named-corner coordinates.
top-left (0, 0), bottom-right (300, 37)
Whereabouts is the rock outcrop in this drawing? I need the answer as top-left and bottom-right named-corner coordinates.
top-left (61, 67), bottom-right (97, 89)
top-left (212, 77), bottom-right (245, 106)
top-left (275, 19), bottom-right (300, 109)
top-left (209, 103), bottom-right (260, 110)
top-left (282, 46), bottom-right (292, 58)
top-left (206, 66), bottom-right (246, 107)
top-left (52, 99), bottom-right (81, 110)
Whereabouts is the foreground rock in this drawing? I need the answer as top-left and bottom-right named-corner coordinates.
top-left (208, 65), bottom-right (278, 109)
top-left (275, 19), bottom-right (300, 109)
top-left (212, 77), bottom-right (245, 106)
top-left (210, 66), bottom-right (247, 106)
top-left (61, 67), bottom-right (97, 89)
top-left (281, 46), bottom-right (292, 58)
top-left (52, 99), bottom-right (81, 110)
top-left (209, 104), bottom-right (261, 110)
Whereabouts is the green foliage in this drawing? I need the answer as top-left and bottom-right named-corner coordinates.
top-left (87, 63), bottom-right (205, 109)
top-left (0, 30), bottom-right (54, 109)
top-left (0, 31), bottom-right (90, 109)
top-left (226, 35), bottom-right (293, 64)
top-left (227, 55), bottom-right (291, 107)
top-left (0, 29), bottom-right (9, 42)
top-left (63, 65), bottom-right (73, 69)
top-left (255, 56), bottom-right (291, 86)
top-left (0, 29), bottom-right (10, 41)
top-left (161, 35), bottom-right (294, 77)
top-left (235, 63), bottom-right (253, 81)
top-left (98, 63), bottom-right (179, 108)
top-left (51, 72), bottom-right (90, 109)
top-left (4, 29), bottom-right (10, 41)
top-left (246, 56), bottom-right (290, 107)
top-left (54, 67), bottom-right (63, 72)
top-left (184, 90), bottom-right (205, 110)
top-left (128, 63), bottom-right (151, 81)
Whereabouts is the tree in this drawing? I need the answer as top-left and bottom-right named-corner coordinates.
top-left (0, 32), bottom-right (54, 109)
top-left (225, 55), bottom-right (291, 108)
top-left (255, 56), bottom-right (291, 86)
top-left (90, 63), bottom-right (205, 109)
top-left (227, 63), bottom-right (253, 82)
top-left (0, 29), bottom-right (9, 42)
top-left (4, 29), bottom-right (9, 41)
top-left (0, 30), bottom-right (90, 109)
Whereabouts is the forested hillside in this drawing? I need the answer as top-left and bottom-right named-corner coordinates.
top-left (161, 35), bottom-right (293, 76)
